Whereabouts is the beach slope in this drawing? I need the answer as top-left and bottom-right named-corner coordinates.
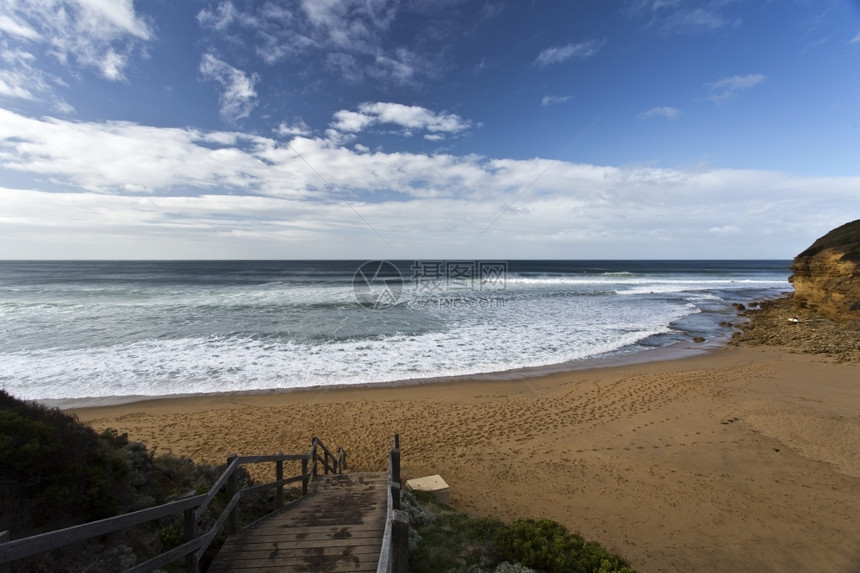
top-left (74, 339), bottom-right (860, 573)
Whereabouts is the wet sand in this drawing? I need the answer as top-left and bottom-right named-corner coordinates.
top-left (72, 340), bottom-right (860, 573)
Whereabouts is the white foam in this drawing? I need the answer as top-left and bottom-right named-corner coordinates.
top-left (0, 294), bottom-right (693, 400)
top-left (0, 264), bottom-right (791, 400)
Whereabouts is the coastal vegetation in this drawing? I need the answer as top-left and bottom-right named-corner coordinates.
top-left (403, 490), bottom-right (636, 573)
top-left (0, 389), bottom-right (270, 572)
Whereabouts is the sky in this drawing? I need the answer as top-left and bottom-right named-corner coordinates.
top-left (0, 0), bottom-right (859, 260)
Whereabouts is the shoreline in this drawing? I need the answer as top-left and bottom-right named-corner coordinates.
top-left (46, 335), bottom-right (725, 410)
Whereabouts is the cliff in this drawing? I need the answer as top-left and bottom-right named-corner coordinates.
top-left (789, 219), bottom-right (860, 321)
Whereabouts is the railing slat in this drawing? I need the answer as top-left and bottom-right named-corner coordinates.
top-left (0, 531), bottom-right (9, 573)
top-left (193, 455), bottom-right (240, 520)
top-left (125, 536), bottom-right (206, 573)
top-left (194, 491), bottom-right (243, 561)
top-left (239, 474), bottom-right (306, 498)
top-left (236, 454), bottom-right (308, 464)
top-left (0, 494), bottom-right (205, 565)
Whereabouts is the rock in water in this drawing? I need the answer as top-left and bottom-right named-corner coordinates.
top-left (789, 219), bottom-right (860, 321)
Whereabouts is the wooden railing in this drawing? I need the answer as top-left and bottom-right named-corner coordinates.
top-left (377, 434), bottom-right (409, 573)
top-left (0, 437), bottom-right (345, 573)
top-left (310, 435), bottom-right (347, 477)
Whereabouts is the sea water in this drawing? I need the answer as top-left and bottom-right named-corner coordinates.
top-left (0, 260), bottom-right (791, 401)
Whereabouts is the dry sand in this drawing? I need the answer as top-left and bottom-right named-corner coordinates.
top-left (71, 342), bottom-right (860, 573)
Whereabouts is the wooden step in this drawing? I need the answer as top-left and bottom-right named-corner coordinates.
top-left (208, 472), bottom-right (389, 573)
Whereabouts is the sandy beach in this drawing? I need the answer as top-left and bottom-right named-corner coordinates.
top-left (71, 328), bottom-right (860, 573)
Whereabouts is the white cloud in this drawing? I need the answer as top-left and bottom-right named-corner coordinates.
top-left (535, 39), bottom-right (604, 66)
top-left (0, 14), bottom-right (39, 38)
top-left (330, 110), bottom-right (376, 133)
top-left (369, 48), bottom-right (426, 85)
top-left (641, 106), bottom-right (681, 120)
top-left (300, 0), bottom-right (397, 47)
top-left (709, 225), bottom-right (740, 234)
top-left (197, 0), bottom-right (429, 85)
top-left (0, 0), bottom-right (152, 82)
top-left (0, 66), bottom-right (39, 100)
top-left (197, 1), bottom-right (240, 31)
top-left (325, 53), bottom-right (364, 83)
top-left (330, 102), bottom-right (471, 136)
top-left (199, 53), bottom-right (259, 121)
top-left (706, 73), bottom-right (764, 104)
top-left (0, 47), bottom-right (75, 112)
top-left (628, 1), bottom-right (739, 34)
top-left (708, 74), bottom-right (765, 91)
top-left (0, 107), bottom-right (272, 193)
top-left (276, 119), bottom-right (312, 137)
top-left (1, 106), bottom-right (858, 259)
top-left (76, 0), bottom-right (152, 38)
top-left (541, 95), bottom-right (573, 107)
top-left (850, 31), bottom-right (860, 44)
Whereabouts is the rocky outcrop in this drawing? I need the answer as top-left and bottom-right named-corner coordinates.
top-left (789, 220), bottom-right (860, 321)
top-left (730, 297), bottom-right (860, 362)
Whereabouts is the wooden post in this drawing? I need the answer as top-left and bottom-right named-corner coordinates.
top-left (1, 530), bottom-right (10, 573)
top-left (391, 510), bottom-right (409, 573)
top-left (227, 454), bottom-right (238, 536)
top-left (183, 507), bottom-right (199, 573)
top-left (275, 453), bottom-right (284, 509)
top-left (311, 438), bottom-right (319, 477)
top-left (391, 436), bottom-right (401, 486)
top-left (390, 480), bottom-right (401, 511)
top-left (301, 457), bottom-right (309, 496)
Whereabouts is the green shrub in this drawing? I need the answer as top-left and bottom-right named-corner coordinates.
top-left (493, 518), bottom-right (634, 573)
top-left (494, 519), bottom-right (581, 573)
top-left (407, 490), bottom-right (637, 573)
top-left (156, 518), bottom-right (185, 549)
top-left (0, 391), bottom-right (129, 531)
top-left (494, 563), bottom-right (537, 573)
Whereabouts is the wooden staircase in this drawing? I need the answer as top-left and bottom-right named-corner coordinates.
top-left (209, 472), bottom-right (388, 572)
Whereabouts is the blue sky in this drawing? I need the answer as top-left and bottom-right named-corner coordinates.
top-left (0, 0), bottom-right (859, 260)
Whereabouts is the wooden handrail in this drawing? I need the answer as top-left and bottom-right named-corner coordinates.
top-left (0, 493), bottom-right (207, 564)
top-left (0, 439), bottom-right (343, 572)
top-left (377, 434), bottom-right (408, 573)
top-left (310, 436), bottom-right (346, 476)
top-left (193, 455), bottom-right (240, 520)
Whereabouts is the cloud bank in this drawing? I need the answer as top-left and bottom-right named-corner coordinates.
top-left (1, 106), bottom-right (855, 260)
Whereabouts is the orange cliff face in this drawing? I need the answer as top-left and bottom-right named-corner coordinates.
top-left (789, 219), bottom-right (860, 322)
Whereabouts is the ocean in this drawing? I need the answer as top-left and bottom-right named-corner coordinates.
top-left (0, 260), bottom-right (792, 402)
